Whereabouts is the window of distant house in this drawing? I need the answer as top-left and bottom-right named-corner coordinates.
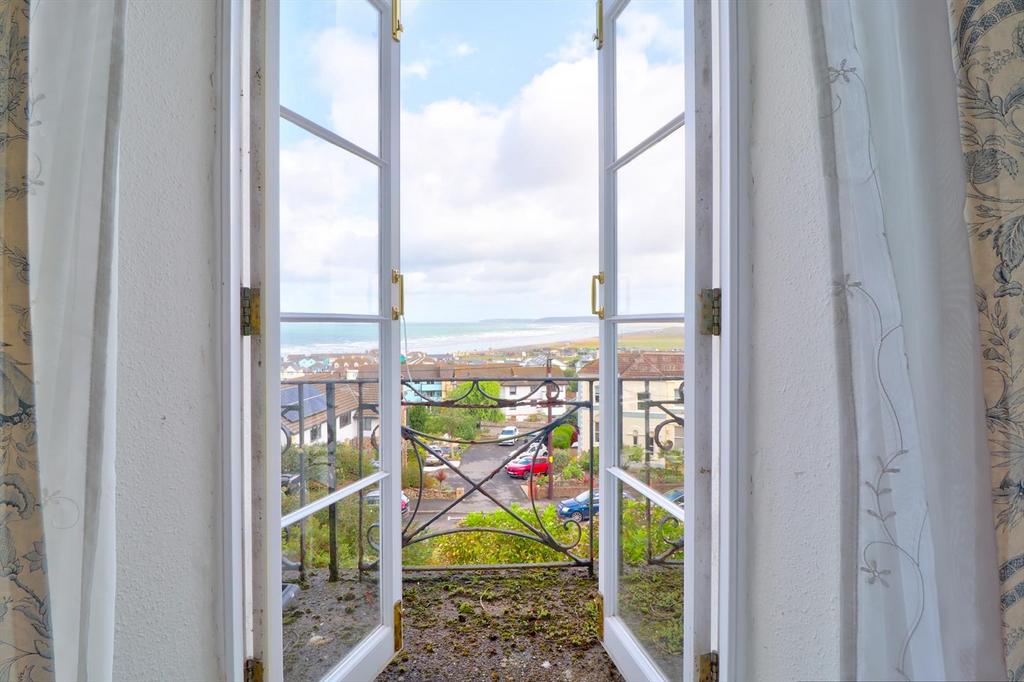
top-left (509, 386), bottom-right (518, 396)
top-left (310, 424), bottom-right (321, 441)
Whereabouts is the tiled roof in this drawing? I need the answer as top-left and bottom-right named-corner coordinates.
top-left (578, 351), bottom-right (684, 378)
top-left (281, 381), bottom-right (380, 434)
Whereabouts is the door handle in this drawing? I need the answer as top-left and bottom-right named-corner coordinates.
top-left (391, 269), bottom-right (404, 320)
top-left (591, 272), bottom-right (605, 319)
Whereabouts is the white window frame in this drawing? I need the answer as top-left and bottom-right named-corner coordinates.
top-left (233, 1), bottom-right (404, 680)
top-left (216, 0), bottom-right (247, 679)
top-left (595, 1), bottom-right (744, 681)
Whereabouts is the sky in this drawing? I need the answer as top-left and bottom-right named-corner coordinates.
top-left (278, 0), bottom-right (685, 322)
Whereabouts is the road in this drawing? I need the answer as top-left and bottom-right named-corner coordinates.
top-left (406, 442), bottom-right (554, 531)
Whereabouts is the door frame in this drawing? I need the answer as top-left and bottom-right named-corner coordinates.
top-left (216, 0), bottom-right (247, 680)
top-left (595, 0), bottom-right (738, 681)
top-left (241, 0), bottom-right (404, 679)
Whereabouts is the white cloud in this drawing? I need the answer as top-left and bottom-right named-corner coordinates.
top-left (453, 42), bottom-right (477, 58)
top-left (280, 7), bottom-right (686, 320)
top-left (402, 60), bottom-right (432, 79)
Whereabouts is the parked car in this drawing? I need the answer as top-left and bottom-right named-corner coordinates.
top-left (280, 472), bottom-right (301, 492)
top-left (557, 490), bottom-right (599, 522)
top-left (504, 453), bottom-right (550, 478)
top-left (498, 425), bottom-right (520, 445)
top-left (664, 488), bottom-right (685, 506)
top-left (365, 490), bottom-right (411, 514)
top-left (522, 441), bottom-right (548, 460)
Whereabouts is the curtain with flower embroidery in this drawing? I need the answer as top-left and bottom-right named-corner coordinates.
top-left (815, 1), bottom-right (1005, 679)
top-left (0, 0), bottom-right (53, 680)
top-left (948, 1), bottom-right (1024, 679)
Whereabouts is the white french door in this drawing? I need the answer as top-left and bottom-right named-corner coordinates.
top-left (249, 1), bottom-right (403, 680)
top-left (596, 1), bottom-right (713, 681)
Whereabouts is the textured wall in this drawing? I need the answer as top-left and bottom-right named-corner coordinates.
top-left (114, 0), bottom-right (222, 679)
top-left (743, 0), bottom-right (844, 678)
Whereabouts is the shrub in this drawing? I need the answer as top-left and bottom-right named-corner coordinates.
top-left (560, 460), bottom-right (585, 481)
top-left (428, 504), bottom-right (594, 565)
top-left (551, 424), bottom-right (576, 449)
top-left (551, 448), bottom-right (574, 475)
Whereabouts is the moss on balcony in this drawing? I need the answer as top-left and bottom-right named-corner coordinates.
top-left (379, 569), bottom-right (621, 681)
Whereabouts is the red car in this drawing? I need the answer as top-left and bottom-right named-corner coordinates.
top-left (504, 454), bottom-right (550, 478)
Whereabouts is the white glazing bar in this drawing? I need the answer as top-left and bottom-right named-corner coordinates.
top-left (281, 105), bottom-right (385, 168)
top-left (280, 471), bottom-right (389, 529)
top-left (604, 313), bottom-right (686, 324)
top-left (609, 111), bottom-right (685, 172)
top-left (608, 467), bottom-right (686, 522)
top-left (280, 312), bottom-right (387, 324)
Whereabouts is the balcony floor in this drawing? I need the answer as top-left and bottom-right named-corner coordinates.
top-left (379, 568), bottom-right (622, 681)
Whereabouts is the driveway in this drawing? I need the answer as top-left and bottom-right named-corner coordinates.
top-left (407, 442), bottom-right (551, 531)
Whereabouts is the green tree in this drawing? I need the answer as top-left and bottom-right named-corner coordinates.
top-left (407, 404), bottom-right (429, 432)
top-left (451, 380), bottom-right (505, 423)
top-left (563, 366), bottom-right (579, 392)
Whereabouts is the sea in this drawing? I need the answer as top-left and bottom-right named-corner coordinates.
top-left (278, 319), bottom-right (665, 357)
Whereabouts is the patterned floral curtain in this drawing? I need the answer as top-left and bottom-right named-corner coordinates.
top-left (0, 0), bottom-right (52, 679)
top-left (949, 1), bottom-right (1024, 679)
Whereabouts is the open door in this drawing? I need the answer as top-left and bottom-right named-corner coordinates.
top-left (596, 0), bottom-right (714, 680)
top-left (248, 1), bottom-right (403, 680)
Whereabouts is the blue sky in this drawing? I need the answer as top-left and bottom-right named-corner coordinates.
top-left (277, 0), bottom-right (685, 322)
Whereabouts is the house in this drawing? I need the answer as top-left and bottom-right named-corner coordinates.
top-left (280, 379), bottom-right (380, 447)
top-left (577, 352), bottom-right (684, 454)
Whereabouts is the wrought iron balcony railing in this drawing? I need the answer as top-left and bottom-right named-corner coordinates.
top-left (278, 373), bottom-right (684, 583)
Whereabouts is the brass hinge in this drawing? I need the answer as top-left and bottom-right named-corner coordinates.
top-left (698, 651), bottom-right (719, 682)
top-left (241, 286), bottom-right (261, 337)
top-left (593, 0), bottom-right (604, 49)
top-left (392, 0), bottom-right (403, 41)
top-left (394, 600), bottom-right (403, 651)
top-left (595, 592), bottom-right (604, 640)
top-left (699, 287), bottom-right (721, 336)
top-left (244, 658), bottom-right (264, 682)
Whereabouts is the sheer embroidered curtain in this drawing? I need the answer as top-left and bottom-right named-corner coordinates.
top-left (814, 1), bottom-right (1005, 679)
top-left (28, 1), bottom-right (125, 679)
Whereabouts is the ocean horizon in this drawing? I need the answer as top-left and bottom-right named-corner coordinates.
top-left (281, 320), bottom-right (613, 357)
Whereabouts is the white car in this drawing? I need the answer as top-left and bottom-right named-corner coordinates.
top-left (498, 425), bottom-right (520, 445)
top-left (365, 490), bottom-right (411, 514)
top-left (522, 441), bottom-right (548, 459)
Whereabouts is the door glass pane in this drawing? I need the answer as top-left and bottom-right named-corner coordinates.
top-left (617, 478), bottom-right (684, 680)
top-left (280, 0), bottom-right (381, 154)
top-left (614, 0), bottom-right (685, 156)
top-left (615, 323), bottom-right (684, 487)
top-left (281, 322), bottom-right (382, 523)
top-left (280, 118), bottom-right (380, 315)
top-left (615, 126), bottom-right (684, 315)
top-left (282, 483), bottom-right (382, 681)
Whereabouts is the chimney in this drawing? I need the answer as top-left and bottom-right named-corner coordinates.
top-left (346, 367), bottom-right (358, 381)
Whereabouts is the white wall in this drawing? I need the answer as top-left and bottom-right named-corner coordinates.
top-left (742, 0), bottom-right (844, 678)
top-left (114, 1), bottom-right (222, 680)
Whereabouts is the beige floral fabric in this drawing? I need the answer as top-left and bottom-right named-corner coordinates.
top-left (0, 0), bottom-right (52, 678)
top-left (949, 1), bottom-right (1024, 678)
